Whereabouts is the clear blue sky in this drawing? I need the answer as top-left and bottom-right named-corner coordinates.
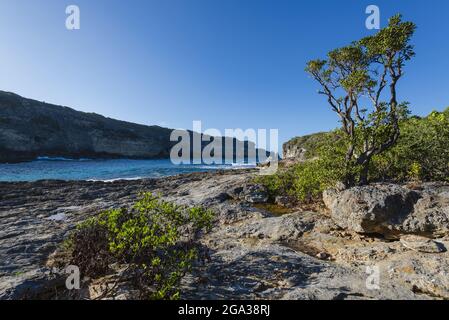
top-left (0, 0), bottom-right (448, 147)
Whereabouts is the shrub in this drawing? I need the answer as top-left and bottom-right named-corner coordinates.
top-left (371, 108), bottom-right (449, 182)
top-left (65, 193), bottom-right (214, 300)
top-left (69, 217), bottom-right (113, 278)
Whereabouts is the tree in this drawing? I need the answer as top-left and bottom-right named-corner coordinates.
top-left (306, 14), bottom-right (416, 186)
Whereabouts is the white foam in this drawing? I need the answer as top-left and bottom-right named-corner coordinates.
top-left (36, 156), bottom-right (91, 161)
top-left (87, 176), bottom-right (144, 183)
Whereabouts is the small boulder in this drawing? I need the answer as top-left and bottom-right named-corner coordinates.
top-left (324, 182), bottom-right (449, 238)
top-left (227, 186), bottom-right (244, 200)
top-left (316, 252), bottom-right (330, 260)
top-left (323, 184), bottom-right (420, 236)
top-left (275, 195), bottom-right (295, 207)
top-left (241, 184), bottom-right (269, 204)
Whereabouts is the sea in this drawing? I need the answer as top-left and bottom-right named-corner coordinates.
top-left (0, 157), bottom-right (256, 182)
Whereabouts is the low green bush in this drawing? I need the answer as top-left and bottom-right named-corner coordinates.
top-left (65, 193), bottom-right (214, 300)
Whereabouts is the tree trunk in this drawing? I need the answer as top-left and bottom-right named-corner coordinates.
top-left (359, 159), bottom-right (370, 186)
top-left (344, 173), bottom-right (355, 188)
top-left (344, 143), bottom-right (356, 188)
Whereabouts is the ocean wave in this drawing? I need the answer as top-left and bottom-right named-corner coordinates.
top-left (194, 165), bottom-right (230, 170)
top-left (36, 156), bottom-right (92, 161)
top-left (87, 176), bottom-right (144, 182)
top-left (231, 163), bottom-right (257, 168)
top-left (193, 163), bottom-right (256, 170)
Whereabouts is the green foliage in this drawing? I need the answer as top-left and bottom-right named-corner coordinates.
top-left (408, 162), bottom-right (423, 182)
top-left (289, 158), bottom-right (342, 202)
top-left (371, 108), bottom-right (449, 182)
top-left (66, 193), bottom-right (214, 300)
top-left (360, 14), bottom-right (416, 60)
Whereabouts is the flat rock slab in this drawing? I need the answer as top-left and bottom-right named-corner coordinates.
top-left (400, 235), bottom-right (446, 253)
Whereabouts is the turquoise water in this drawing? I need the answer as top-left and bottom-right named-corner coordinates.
top-left (0, 158), bottom-right (255, 182)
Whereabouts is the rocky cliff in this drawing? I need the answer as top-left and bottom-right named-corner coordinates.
top-left (0, 91), bottom-right (177, 162)
top-left (0, 91), bottom-right (261, 163)
top-left (282, 132), bottom-right (330, 160)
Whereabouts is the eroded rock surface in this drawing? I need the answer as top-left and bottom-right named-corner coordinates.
top-left (400, 235), bottom-right (446, 253)
top-left (1, 170), bottom-right (449, 300)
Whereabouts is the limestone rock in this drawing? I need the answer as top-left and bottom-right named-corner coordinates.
top-left (379, 252), bottom-right (449, 299)
top-left (241, 184), bottom-right (269, 204)
top-left (400, 235), bottom-right (446, 253)
top-left (323, 183), bottom-right (449, 238)
top-left (316, 252), bottom-right (330, 260)
top-left (402, 183), bottom-right (449, 236)
top-left (222, 212), bottom-right (315, 242)
top-left (275, 195), bottom-right (296, 207)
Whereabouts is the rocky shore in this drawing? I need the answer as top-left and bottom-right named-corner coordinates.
top-left (1, 169), bottom-right (448, 300)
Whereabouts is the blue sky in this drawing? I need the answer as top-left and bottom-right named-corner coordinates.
top-left (0, 0), bottom-right (448, 148)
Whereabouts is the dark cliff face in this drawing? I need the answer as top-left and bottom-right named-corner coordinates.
top-left (0, 91), bottom-right (181, 162)
top-left (0, 91), bottom-right (262, 163)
